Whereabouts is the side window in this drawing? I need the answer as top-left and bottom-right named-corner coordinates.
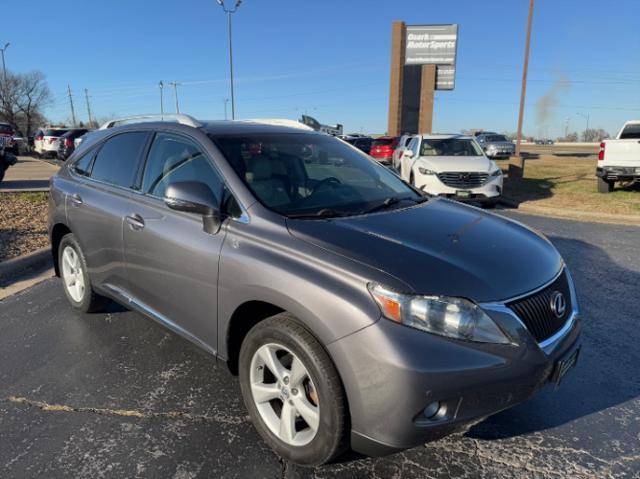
top-left (91, 132), bottom-right (148, 188)
top-left (142, 133), bottom-right (224, 202)
top-left (72, 150), bottom-right (94, 177)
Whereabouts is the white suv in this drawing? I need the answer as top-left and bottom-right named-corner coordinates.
top-left (400, 134), bottom-right (503, 207)
top-left (34, 127), bottom-right (70, 158)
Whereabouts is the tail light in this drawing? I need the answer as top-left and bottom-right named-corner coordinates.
top-left (598, 142), bottom-right (605, 161)
top-left (48, 137), bottom-right (56, 144)
top-left (65, 138), bottom-right (73, 148)
top-left (35, 135), bottom-right (43, 141)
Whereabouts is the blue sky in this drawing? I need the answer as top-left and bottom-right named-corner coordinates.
top-left (5, 0), bottom-right (639, 136)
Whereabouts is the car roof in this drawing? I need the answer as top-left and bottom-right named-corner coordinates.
top-left (201, 119), bottom-right (317, 136)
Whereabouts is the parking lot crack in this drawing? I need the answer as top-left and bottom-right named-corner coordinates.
top-left (6, 396), bottom-right (248, 425)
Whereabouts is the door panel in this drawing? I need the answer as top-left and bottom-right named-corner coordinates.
top-left (123, 194), bottom-right (225, 351)
top-left (65, 180), bottom-right (130, 291)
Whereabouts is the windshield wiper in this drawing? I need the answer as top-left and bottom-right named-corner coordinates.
top-left (361, 196), bottom-right (426, 215)
top-left (287, 208), bottom-right (348, 219)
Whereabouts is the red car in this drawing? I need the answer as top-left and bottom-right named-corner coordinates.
top-left (369, 136), bottom-right (399, 165)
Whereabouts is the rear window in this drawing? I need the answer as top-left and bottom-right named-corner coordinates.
top-left (0, 124), bottom-right (13, 133)
top-left (619, 124), bottom-right (640, 139)
top-left (372, 138), bottom-right (396, 147)
top-left (62, 129), bottom-right (89, 139)
top-left (45, 129), bottom-right (68, 137)
top-left (90, 132), bottom-right (148, 188)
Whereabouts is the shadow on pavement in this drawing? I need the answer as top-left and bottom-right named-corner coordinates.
top-left (466, 235), bottom-right (640, 440)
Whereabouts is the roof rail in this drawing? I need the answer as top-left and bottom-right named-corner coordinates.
top-left (240, 118), bottom-right (314, 131)
top-left (99, 114), bottom-right (201, 130)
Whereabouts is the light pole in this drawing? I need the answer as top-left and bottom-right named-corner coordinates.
top-left (216, 0), bottom-right (242, 120)
top-left (1, 42), bottom-right (10, 84)
top-left (159, 81), bottom-right (164, 118)
top-left (576, 112), bottom-right (589, 141)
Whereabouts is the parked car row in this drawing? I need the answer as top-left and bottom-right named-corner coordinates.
top-left (341, 131), bottom-right (508, 208)
top-left (32, 127), bottom-right (93, 160)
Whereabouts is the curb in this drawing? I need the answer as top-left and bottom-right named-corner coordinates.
top-left (498, 197), bottom-right (640, 226)
top-left (0, 247), bottom-right (52, 285)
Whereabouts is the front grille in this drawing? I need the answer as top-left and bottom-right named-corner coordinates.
top-left (507, 269), bottom-right (572, 342)
top-left (437, 171), bottom-right (488, 188)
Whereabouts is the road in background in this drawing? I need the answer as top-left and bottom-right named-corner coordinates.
top-left (1, 212), bottom-right (638, 478)
top-left (0, 156), bottom-right (60, 192)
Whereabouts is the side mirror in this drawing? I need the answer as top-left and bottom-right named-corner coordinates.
top-left (164, 181), bottom-right (221, 234)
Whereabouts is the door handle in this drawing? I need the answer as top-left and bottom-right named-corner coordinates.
top-left (125, 214), bottom-right (145, 231)
top-left (69, 193), bottom-right (83, 206)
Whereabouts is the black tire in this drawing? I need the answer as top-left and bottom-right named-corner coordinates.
top-left (597, 176), bottom-right (613, 193)
top-left (0, 167), bottom-right (5, 183)
top-left (409, 171), bottom-right (415, 186)
top-left (482, 198), bottom-right (498, 209)
top-left (58, 233), bottom-right (109, 313)
top-left (238, 313), bottom-right (348, 466)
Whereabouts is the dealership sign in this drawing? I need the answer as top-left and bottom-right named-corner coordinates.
top-left (405, 24), bottom-right (458, 65)
top-left (405, 24), bottom-right (458, 90)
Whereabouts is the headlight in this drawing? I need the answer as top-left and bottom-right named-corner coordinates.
top-left (368, 283), bottom-right (511, 344)
top-left (418, 167), bottom-right (436, 175)
top-left (490, 168), bottom-right (502, 177)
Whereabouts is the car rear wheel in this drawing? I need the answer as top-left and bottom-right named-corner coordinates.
top-left (59, 234), bottom-right (108, 313)
top-left (597, 176), bottom-right (613, 193)
top-left (238, 313), bottom-right (348, 466)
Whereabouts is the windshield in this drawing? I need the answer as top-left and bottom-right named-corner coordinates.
top-left (212, 133), bottom-right (421, 217)
top-left (483, 135), bottom-right (508, 142)
top-left (420, 138), bottom-right (483, 157)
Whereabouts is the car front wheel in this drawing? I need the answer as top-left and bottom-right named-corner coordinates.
top-left (239, 313), bottom-right (348, 466)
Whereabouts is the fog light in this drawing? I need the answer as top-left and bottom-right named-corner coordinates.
top-left (423, 401), bottom-right (440, 419)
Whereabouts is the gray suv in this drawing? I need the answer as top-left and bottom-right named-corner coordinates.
top-left (48, 115), bottom-right (581, 465)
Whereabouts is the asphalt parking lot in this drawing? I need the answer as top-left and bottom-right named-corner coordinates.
top-left (1, 211), bottom-right (639, 478)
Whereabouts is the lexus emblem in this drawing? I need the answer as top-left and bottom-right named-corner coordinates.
top-left (550, 291), bottom-right (567, 318)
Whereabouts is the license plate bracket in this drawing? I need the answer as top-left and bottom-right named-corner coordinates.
top-left (550, 345), bottom-right (580, 385)
top-left (456, 190), bottom-right (472, 198)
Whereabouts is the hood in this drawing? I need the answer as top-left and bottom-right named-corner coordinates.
top-left (287, 199), bottom-right (562, 303)
top-left (416, 155), bottom-right (492, 172)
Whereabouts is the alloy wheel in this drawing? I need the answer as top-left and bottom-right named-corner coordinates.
top-left (249, 343), bottom-right (320, 447)
top-left (61, 246), bottom-right (85, 302)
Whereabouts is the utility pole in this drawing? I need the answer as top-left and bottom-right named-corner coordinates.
top-left (67, 84), bottom-right (77, 127)
top-left (84, 89), bottom-right (94, 128)
top-left (0, 42), bottom-right (9, 84)
top-left (216, 0), bottom-right (243, 120)
top-left (223, 98), bottom-right (229, 120)
top-left (512, 0), bottom-right (535, 180)
top-left (564, 117), bottom-right (570, 139)
top-left (576, 112), bottom-right (589, 141)
top-left (169, 81), bottom-right (180, 113)
top-left (159, 81), bottom-right (164, 118)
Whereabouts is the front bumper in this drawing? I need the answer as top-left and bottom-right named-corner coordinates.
top-left (485, 149), bottom-right (515, 158)
top-left (414, 172), bottom-right (503, 202)
top-left (328, 283), bottom-right (581, 456)
top-left (597, 166), bottom-right (640, 181)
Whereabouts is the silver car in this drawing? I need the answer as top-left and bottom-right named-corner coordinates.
top-left (476, 133), bottom-right (516, 158)
top-left (48, 115), bottom-right (581, 465)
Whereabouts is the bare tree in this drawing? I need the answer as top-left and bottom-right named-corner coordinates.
top-left (582, 128), bottom-right (609, 142)
top-left (0, 70), bottom-right (52, 136)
